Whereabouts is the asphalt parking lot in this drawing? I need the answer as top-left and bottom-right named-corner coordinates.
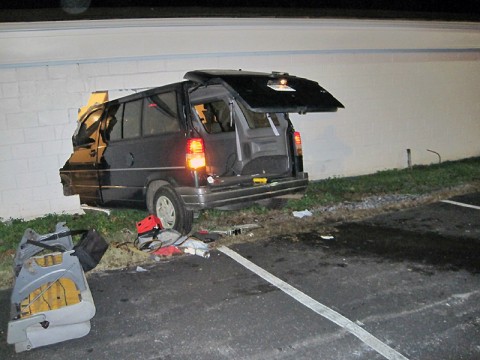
top-left (1, 193), bottom-right (479, 359)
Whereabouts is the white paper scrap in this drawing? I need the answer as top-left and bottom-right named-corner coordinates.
top-left (292, 209), bottom-right (313, 218)
top-left (136, 266), bottom-right (148, 272)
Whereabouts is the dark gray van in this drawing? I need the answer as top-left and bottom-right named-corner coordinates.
top-left (60, 70), bottom-right (343, 233)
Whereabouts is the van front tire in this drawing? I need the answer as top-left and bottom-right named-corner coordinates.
top-left (153, 186), bottom-right (193, 234)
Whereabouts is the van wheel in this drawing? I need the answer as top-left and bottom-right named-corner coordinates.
top-left (153, 186), bottom-right (193, 234)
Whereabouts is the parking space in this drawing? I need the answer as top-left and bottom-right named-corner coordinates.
top-left (1, 193), bottom-right (479, 359)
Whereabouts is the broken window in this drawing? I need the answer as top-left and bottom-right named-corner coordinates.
top-left (72, 109), bottom-right (103, 147)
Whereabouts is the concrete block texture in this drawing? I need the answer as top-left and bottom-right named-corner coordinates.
top-left (0, 68), bottom-right (16, 83)
top-left (0, 18), bottom-right (479, 220)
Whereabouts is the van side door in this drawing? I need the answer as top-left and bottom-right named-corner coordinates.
top-left (99, 89), bottom-right (185, 206)
top-left (98, 98), bottom-right (143, 205)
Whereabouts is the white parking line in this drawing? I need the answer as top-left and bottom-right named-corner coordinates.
top-left (218, 245), bottom-right (409, 360)
top-left (441, 200), bottom-right (480, 210)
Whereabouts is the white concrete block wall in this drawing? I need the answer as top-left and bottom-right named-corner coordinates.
top-left (0, 18), bottom-right (479, 220)
top-left (292, 51), bottom-right (480, 178)
top-left (0, 65), bottom-right (82, 219)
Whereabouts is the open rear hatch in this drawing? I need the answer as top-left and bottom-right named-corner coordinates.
top-left (185, 70), bottom-right (343, 187)
top-left (185, 70), bottom-right (344, 114)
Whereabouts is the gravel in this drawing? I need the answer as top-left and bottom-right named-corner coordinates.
top-left (316, 194), bottom-right (425, 212)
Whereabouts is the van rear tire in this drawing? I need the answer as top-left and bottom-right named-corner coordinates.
top-left (153, 186), bottom-right (193, 234)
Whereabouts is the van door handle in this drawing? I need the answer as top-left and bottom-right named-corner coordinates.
top-left (90, 149), bottom-right (97, 157)
top-left (126, 152), bottom-right (135, 167)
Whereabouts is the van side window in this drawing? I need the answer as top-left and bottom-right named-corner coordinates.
top-left (194, 100), bottom-right (234, 134)
top-left (143, 91), bottom-right (181, 136)
top-left (237, 101), bottom-right (280, 129)
top-left (104, 104), bottom-right (123, 142)
top-left (123, 99), bottom-right (142, 139)
top-left (73, 109), bottom-right (103, 147)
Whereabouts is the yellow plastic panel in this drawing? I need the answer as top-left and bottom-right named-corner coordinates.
top-left (20, 278), bottom-right (81, 318)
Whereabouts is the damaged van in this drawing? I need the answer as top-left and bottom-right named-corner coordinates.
top-left (60, 70), bottom-right (343, 233)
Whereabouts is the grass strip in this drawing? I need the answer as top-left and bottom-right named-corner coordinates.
top-left (1, 156), bottom-right (479, 254)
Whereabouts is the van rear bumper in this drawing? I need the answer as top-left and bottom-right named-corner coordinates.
top-left (177, 173), bottom-right (309, 210)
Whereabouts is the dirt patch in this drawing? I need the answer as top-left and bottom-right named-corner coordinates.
top-left (211, 183), bottom-right (480, 248)
top-left (1, 183), bottom-right (478, 290)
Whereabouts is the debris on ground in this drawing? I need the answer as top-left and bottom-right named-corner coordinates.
top-left (7, 223), bottom-right (106, 353)
top-left (178, 238), bottom-right (210, 258)
top-left (152, 245), bottom-right (183, 258)
top-left (133, 215), bottom-right (219, 259)
top-left (80, 204), bottom-right (111, 215)
top-left (209, 223), bottom-right (262, 236)
top-left (133, 215), bottom-right (263, 260)
top-left (292, 209), bottom-right (313, 218)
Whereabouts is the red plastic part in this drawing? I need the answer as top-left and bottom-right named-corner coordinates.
top-left (136, 215), bottom-right (163, 234)
top-left (152, 245), bottom-right (182, 257)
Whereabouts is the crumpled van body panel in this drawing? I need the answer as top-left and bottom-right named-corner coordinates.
top-left (60, 70), bottom-right (343, 233)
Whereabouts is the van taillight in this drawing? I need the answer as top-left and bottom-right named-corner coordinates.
top-left (294, 131), bottom-right (303, 156)
top-left (186, 138), bottom-right (206, 169)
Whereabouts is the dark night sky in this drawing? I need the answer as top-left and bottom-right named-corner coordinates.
top-left (1, 1), bottom-right (479, 22)
top-left (1, 0), bottom-right (477, 11)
